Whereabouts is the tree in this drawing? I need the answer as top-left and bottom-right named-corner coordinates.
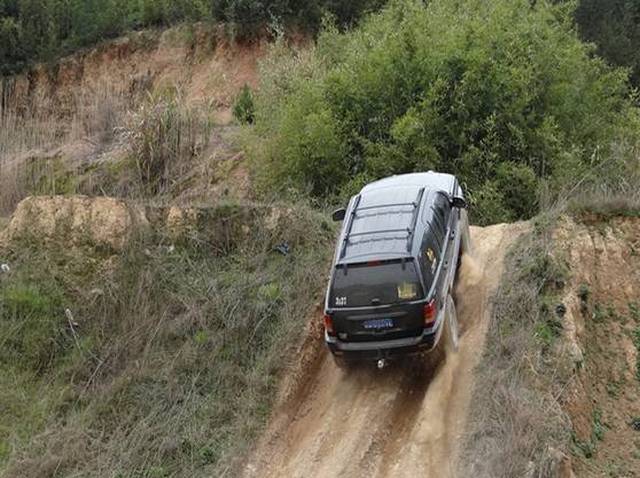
top-left (0, 16), bottom-right (25, 72)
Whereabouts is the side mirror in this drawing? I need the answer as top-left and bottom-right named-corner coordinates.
top-left (451, 196), bottom-right (467, 209)
top-left (332, 208), bottom-right (347, 222)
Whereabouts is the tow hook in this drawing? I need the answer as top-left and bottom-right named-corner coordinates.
top-left (377, 359), bottom-right (386, 370)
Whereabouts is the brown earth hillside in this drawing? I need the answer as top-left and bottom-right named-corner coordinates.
top-left (555, 216), bottom-right (640, 477)
top-left (0, 25), bottom-right (267, 214)
top-left (0, 24), bottom-right (264, 123)
top-left (242, 214), bottom-right (640, 478)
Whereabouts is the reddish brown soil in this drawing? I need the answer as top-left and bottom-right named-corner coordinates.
top-left (556, 217), bottom-right (640, 478)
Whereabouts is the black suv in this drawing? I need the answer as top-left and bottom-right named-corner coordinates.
top-left (324, 172), bottom-right (470, 367)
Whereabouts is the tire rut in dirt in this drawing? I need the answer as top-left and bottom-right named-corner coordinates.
top-left (243, 223), bottom-right (528, 478)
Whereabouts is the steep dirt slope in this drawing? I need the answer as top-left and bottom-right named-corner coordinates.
top-left (1, 25), bottom-right (264, 123)
top-left (243, 222), bottom-right (528, 478)
top-left (555, 216), bottom-right (640, 477)
top-left (0, 26), bottom-right (263, 214)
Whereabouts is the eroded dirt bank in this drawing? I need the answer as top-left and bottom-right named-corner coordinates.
top-left (555, 217), bottom-right (640, 477)
top-left (243, 222), bottom-right (528, 478)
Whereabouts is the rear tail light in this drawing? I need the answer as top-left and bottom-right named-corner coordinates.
top-left (423, 299), bottom-right (437, 326)
top-left (324, 313), bottom-right (336, 336)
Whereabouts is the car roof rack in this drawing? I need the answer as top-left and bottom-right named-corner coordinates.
top-left (406, 187), bottom-right (425, 252)
top-left (339, 187), bottom-right (425, 259)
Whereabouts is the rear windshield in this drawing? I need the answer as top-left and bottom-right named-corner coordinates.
top-left (329, 259), bottom-right (424, 308)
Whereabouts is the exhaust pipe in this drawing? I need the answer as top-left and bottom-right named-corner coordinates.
top-left (377, 359), bottom-right (386, 370)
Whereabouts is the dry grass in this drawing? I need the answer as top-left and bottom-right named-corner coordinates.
top-left (125, 91), bottom-right (214, 196)
top-left (0, 81), bottom-right (131, 214)
top-left (459, 220), bottom-right (572, 477)
top-left (0, 96), bottom-right (63, 213)
top-left (0, 200), bottom-right (335, 477)
top-left (0, 80), bottom-right (219, 214)
top-left (552, 139), bottom-right (640, 219)
top-left (567, 188), bottom-right (640, 219)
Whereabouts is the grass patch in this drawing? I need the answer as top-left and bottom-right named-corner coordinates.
top-left (592, 302), bottom-right (628, 325)
top-left (0, 201), bottom-right (334, 477)
top-left (606, 377), bottom-right (625, 398)
top-left (571, 408), bottom-right (606, 459)
top-left (0, 369), bottom-right (67, 467)
top-left (633, 326), bottom-right (640, 382)
top-left (127, 92), bottom-right (213, 196)
top-left (629, 302), bottom-right (640, 322)
top-left (568, 189), bottom-right (640, 221)
top-left (460, 219), bottom-right (572, 477)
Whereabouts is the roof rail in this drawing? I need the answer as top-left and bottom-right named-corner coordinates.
top-left (356, 201), bottom-right (420, 213)
top-left (406, 187), bottom-right (425, 252)
top-left (348, 227), bottom-right (411, 238)
top-left (339, 187), bottom-right (425, 259)
top-left (339, 194), bottom-right (362, 259)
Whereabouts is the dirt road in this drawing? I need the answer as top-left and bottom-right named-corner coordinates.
top-left (243, 223), bottom-right (526, 478)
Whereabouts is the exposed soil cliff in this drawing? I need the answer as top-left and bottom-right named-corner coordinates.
top-left (1, 25), bottom-right (263, 124)
top-left (555, 216), bottom-right (640, 477)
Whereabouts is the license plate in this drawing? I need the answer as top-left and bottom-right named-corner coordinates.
top-left (363, 318), bottom-right (394, 330)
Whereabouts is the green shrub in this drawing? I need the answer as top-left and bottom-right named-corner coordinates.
top-left (250, 0), bottom-right (639, 224)
top-left (496, 163), bottom-right (539, 220)
top-left (233, 84), bottom-right (256, 124)
top-left (0, 281), bottom-right (67, 372)
top-left (468, 182), bottom-right (512, 225)
top-left (575, 0), bottom-right (640, 87)
top-left (212, 0), bottom-right (384, 38)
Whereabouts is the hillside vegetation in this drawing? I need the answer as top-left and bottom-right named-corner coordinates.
top-left (0, 198), bottom-right (334, 476)
top-left (576, 0), bottom-right (640, 87)
top-left (3, 0), bottom-right (638, 84)
top-left (0, 0), bottom-right (383, 75)
top-left (248, 0), bottom-right (639, 224)
top-left (1, 0), bottom-right (640, 477)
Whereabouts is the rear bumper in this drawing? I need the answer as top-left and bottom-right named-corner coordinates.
top-left (325, 319), bottom-right (443, 361)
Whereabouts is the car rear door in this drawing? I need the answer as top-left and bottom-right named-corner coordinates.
top-left (328, 260), bottom-right (426, 342)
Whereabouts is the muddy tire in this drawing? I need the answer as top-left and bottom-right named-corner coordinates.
top-left (427, 294), bottom-right (459, 370)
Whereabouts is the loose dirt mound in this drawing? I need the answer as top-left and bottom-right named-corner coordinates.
top-left (0, 195), bottom-right (147, 252)
top-left (243, 223), bottom-right (527, 478)
top-left (0, 195), bottom-right (319, 255)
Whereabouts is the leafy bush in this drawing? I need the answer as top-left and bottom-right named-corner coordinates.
top-left (233, 84), bottom-right (255, 124)
top-left (250, 0), bottom-right (639, 224)
top-left (495, 163), bottom-right (539, 219)
top-left (575, 0), bottom-right (640, 87)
